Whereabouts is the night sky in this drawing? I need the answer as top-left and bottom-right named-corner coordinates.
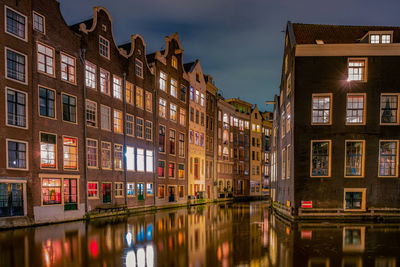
top-left (59, 0), bottom-right (400, 111)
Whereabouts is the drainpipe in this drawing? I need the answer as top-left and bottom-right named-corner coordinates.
top-left (152, 65), bottom-right (158, 206)
top-left (123, 72), bottom-right (127, 206)
top-left (213, 96), bottom-right (218, 200)
top-left (79, 48), bottom-right (88, 213)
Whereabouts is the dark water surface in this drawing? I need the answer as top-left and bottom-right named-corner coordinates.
top-left (1, 201), bottom-right (399, 267)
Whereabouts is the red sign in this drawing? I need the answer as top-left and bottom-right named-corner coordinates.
top-left (301, 230), bottom-right (312, 239)
top-left (301, 201), bottom-right (312, 208)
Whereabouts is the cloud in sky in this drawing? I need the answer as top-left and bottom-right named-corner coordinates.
top-left (59, 0), bottom-right (400, 111)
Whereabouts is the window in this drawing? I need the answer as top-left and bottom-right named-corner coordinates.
top-left (179, 133), bottom-right (185, 157)
top-left (171, 56), bottom-right (178, 68)
top-left (190, 130), bottom-right (194, 144)
top-left (85, 61), bottom-right (96, 89)
top-left (286, 73), bottom-right (291, 95)
top-left (135, 59), bottom-right (143, 78)
top-left (158, 185), bottom-right (165, 199)
top-left (99, 36), bottom-right (110, 59)
top-left (114, 144), bottom-right (123, 170)
top-left (137, 148), bottom-right (145, 172)
top-left (145, 121), bottom-right (152, 140)
top-left (159, 125), bottom-right (166, 153)
top-left (136, 117), bottom-right (144, 138)
top-left (195, 90), bottom-right (200, 103)
top-left (190, 87), bottom-right (194, 101)
top-left (7, 139), bottom-right (27, 170)
top-left (115, 183), bottom-right (124, 197)
top-left (194, 158), bottom-right (199, 179)
top-left (145, 91), bottom-right (152, 112)
top-left (88, 182), bottom-right (98, 198)
top-left (180, 85), bottom-right (186, 102)
top-left (126, 81), bottom-right (134, 105)
top-left (169, 129), bottom-right (176, 155)
top-left (282, 148), bottom-right (286, 179)
top-left (126, 146), bottom-right (135, 171)
top-left (345, 141), bottom-right (365, 177)
top-left (40, 133), bottom-right (56, 169)
top-left (100, 69), bottom-right (110, 95)
top-left (62, 94), bottom-right (76, 123)
top-left (113, 76), bottom-right (122, 100)
top-left (158, 161), bottom-right (165, 177)
top-left (190, 108), bottom-right (194, 122)
top-left (379, 140), bottom-right (398, 177)
top-left (178, 164), bottom-right (185, 179)
top-left (380, 94), bottom-right (399, 124)
top-left (348, 58), bottom-right (367, 82)
top-left (179, 186), bottom-right (184, 198)
top-left (136, 87), bottom-right (144, 109)
top-left (170, 78), bottom-right (177, 97)
top-left (370, 33), bottom-right (391, 44)
top-left (33, 12), bottom-right (45, 33)
top-left (127, 183), bottom-right (135, 197)
top-left (195, 132), bottom-right (199, 146)
top-left (41, 178), bottom-right (61, 205)
top-left (159, 71), bottom-right (166, 91)
top-left (344, 189), bottom-right (366, 210)
top-left (5, 7), bottom-right (26, 40)
top-left (113, 110), bottom-right (123, 133)
top-left (346, 94), bottom-right (365, 124)
top-left (101, 142), bottom-right (111, 169)
top-left (200, 133), bottom-right (204, 147)
top-left (63, 137), bottom-right (78, 170)
top-left (381, 34), bottom-right (391, 43)
top-left (61, 53), bottom-right (76, 83)
top-left (87, 139), bottom-right (98, 168)
top-left (6, 48), bottom-right (26, 83)
top-left (159, 98), bottom-right (166, 118)
top-left (200, 93), bottom-right (205, 106)
top-left (126, 114), bottom-right (134, 136)
top-left (196, 110), bottom-right (199, 124)
top-left (169, 162), bottom-right (175, 178)
top-left (312, 94), bottom-right (331, 124)
top-left (311, 140), bottom-right (331, 177)
top-left (147, 183), bottom-right (153, 195)
top-left (146, 150), bottom-right (153, 172)
top-left (180, 109), bottom-right (186, 126)
top-left (170, 103), bottom-right (177, 122)
top-left (63, 178), bottom-right (78, 210)
top-left (100, 105), bottom-right (111, 130)
top-left (201, 113), bottom-right (204, 126)
top-left (286, 104), bottom-right (291, 132)
top-left (37, 43), bottom-right (54, 76)
top-left (86, 100), bottom-right (97, 127)
top-left (7, 88), bottom-right (27, 127)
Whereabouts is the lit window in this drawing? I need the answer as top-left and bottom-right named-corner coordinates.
top-left (159, 98), bottom-right (166, 118)
top-left (100, 69), bottom-right (110, 95)
top-left (42, 178), bottom-right (61, 205)
top-left (195, 90), bottom-right (200, 103)
top-left (169, 162), bottom-right (175, 178)
top-left (87, 139), bottom-right (98, 168)
top-left (158, 185), bottom-right (165, 198)
top-left (346, 94), bottom-right (365, 124)
top-left (63, 137), bottom-right (78, 170)
top-left (379, 141), bottom-right (398, 177)
top-left (85, 61), bottom-right (96, 89)
top-left (345, 141), bottom-right (365, 177)
top-left (115, 183), bottom-right (124, 197)
top-left (381, 34), bottom-right (391, 44)
top-left (136, 117), bottom-right (144, 138)
top-left (135, 59), bottom-right (143, 78)
top-left (88, 182), bottom-right (98, 198)
top-left (287, 73), bottom-right (291, 95)
top-left (169, 129), bottom-right (176, 155)
top-left (99, 36), bottom-right (110, 59)
top-left (348, 58), bottom-right (366, 82)
top-left (126, 114), bottom-right (134, 136)
top-left (7, 88), bottom-right (27, 127)
top-left (195, 132), bottom-right (199, 146)
top-left (179, 186), bottom-right (184, 197)
top-left (370, 34), bottom-right (380, 44)
top-left (126, 146), bottom-right (135, 171)
top-left (145, 91), bottom-right (152, 112)
top-left (6, 7), bottom-right (26, 40)
top-left (37, 43), bottom-right (54, 76)
top-left (145, 121), bottom-right (152, 140)
top-left (180, 85), bottom-right (186, 102)
top-left (127, 183), bottom-right (135, 197)
top-left (146, 150), bottom-right (153, 172)
top-left (190, 86), bottom-right (194, 101)
top-left (6, 48), bottom-right (27, 83)
top-left (136, 148), bottom-right (144, 172)
top-left (178, 164), bottom-right (185, 179)
top-left (200, 93), bottom-right (205, 106)
top-left (146, 183), bottom-right (153, 195)
top-left (171, 78), bottom-right (177, 97)
top-left (159, 71), bottom-right (166, 91)
top-left (179, 133), bottom-right (185, 157)
top-left (312, 94), bottom-right (331, 124)
top-left (311, 141), bottom-right (331, 177)
top-left (113, 110), bottom-right (123, 133)
top-left (158, 161), bottom-right (165, 177)
top-left (64, 178), bottom-right (78, 210)
top-left (380, 94), bottom-right (399, 124)
top-left (40, 133), bottom-right (56, 169)
top-left (136, 87), bottom-right (144, 109)
top-left (62, 94), bottom-right (76, 123)
top-left (159, 125), bottom-right (166, 153)
top-left (171, 56), bottom-right (178, 68)
top-left (113, 76), bottom-right (122, 100)
top-left (86, 100), bottom-right (97, 127)
top-left (33, 12), bottom-right (44, 33)
top-left (101, 141), bottom-right (111, 169)
top-left (114, 144), bottom-right (123, 170)
top-left (180, 109), bottom-right (186, 126)
top-left (61, 53), bottom-right (76, 83)
top-left (126, 81), bottom-right (134, 105)
top-left (100, 105), bottom-right (111, 130)
top-left (170, 103), bottom-right (177, 122)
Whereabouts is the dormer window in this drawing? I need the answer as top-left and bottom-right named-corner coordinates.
top-left (171, 56), bottom-right (178, 69)
top-left (369, 32), bottom-right (392, 44)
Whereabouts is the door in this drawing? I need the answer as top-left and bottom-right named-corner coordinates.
top-left (137, 183), bottom-right (144, 201)
top-left (168, 186), bottom-right (176, 202)
top-left (0, 183), bottom-right (23, 217)
top-left (102, 183), bottom-right (111, 203)
top-left (207, 185), bottom-right (211, 199)
top-left (64, 178), bottom-right (77, 210)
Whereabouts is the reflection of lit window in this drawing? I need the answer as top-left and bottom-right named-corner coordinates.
top-left (307, 258), bottom-right (330, 267)
top-left (341, 257), bottom-right (363, 267)
top-left (125, 250), bottom-right (136, 267)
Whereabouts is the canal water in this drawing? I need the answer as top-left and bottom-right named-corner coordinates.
top-left (1, 201), bottom-right (399, 267)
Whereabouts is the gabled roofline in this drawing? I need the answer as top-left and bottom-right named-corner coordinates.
top-left (123, 34), bottom-right (154, 75)
top-left (287, 21), bottom-right (296, 49)
top-left (156, 33), bottom-right (188, 79)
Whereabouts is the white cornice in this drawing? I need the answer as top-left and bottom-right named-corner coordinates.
top-left (296, 43), bottom-right (400, 56)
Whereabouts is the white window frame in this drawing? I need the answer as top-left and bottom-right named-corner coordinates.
top-left (99, 35), bottom-right (110, 59)
top-left (6, 87), bottom-right (28, 129)
top-left (5, 6), bottom-right (27, 41)
top-left (5, 47), bottom-right (28, 85)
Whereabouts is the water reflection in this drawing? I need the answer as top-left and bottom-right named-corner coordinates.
top-left (0, 201), bottom-right (400, 266)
